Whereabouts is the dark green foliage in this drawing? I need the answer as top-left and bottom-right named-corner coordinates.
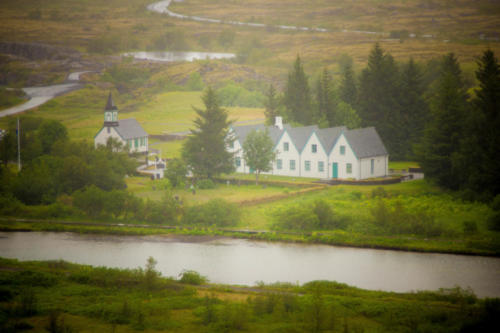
top-left (182, 87), bottom-right (235, 179)
top-left (46, 311), bottom-right (75, 333)
top-left (182, 198), bottom-right (240, 227)
top-left (0, 130), bottom-right (16, 166)
top-left (197, 178), bottom-right (216, 189)
top-left (37, 119), bottom-right (68, 154)
top-left (371, 199), bottom-right (443, 236)
top-left (338, 62), bottom-right (357, 108)
top-left (179, 270), bottom-right (207, 285)
top-left (273, 199), bottom-right (347, 231)
top-left (357, 43), bottom-right (404, 159)
top-left (417, 53), bottom-right (468, 190)
top-left (399, 58), bottom-right (429, 159)
top-left (144, 257), bottom-right (160, 291)
top-left (143, 192), bottom-right (181, 224)
top-left (264, 84), bottom-right (280, 125)
top-left (186, 72), bottom-right (204, 91)
top-left (454, 49), bottom-right (500, 200)
top-left (463, 221), bottom-right (478, 234)
top-left (165, 158), bottom-right (187, 188)
top-left (242, 129), bottom-right (277, 184)
top-left (284, 55), bottom-right (313, 125)
top-left (104, 64), bottom-right (151, 92)
top-left (315, 68), bottom-right (336, 126)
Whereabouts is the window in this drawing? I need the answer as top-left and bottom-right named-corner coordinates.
top-left (318, 161), bottom-right (324, 172)
top-left (340, 145), bottom-right (346, 155)
top-left (235, 157), bottom-right (241, 167)
top-left (112, 112), bottom-right (117, 121)
top-left (346, 163), bottom-right (352, 174)
top-left (284, 142), bottom-right (289, 152)
top-left (290, 160), bottom-right (296, 170)
top-left (312, 144), bottom-right (317, 153)
top-left (277, 159), bottom-right (283, 170)
top-left (134, 138), bottom-right (139, 148)
top-left (128, 140), bottom-right (132, 149)
top-left (305, 160), bottom-right (311, 171)
top-left (371, 159), bottom-right (374, 174)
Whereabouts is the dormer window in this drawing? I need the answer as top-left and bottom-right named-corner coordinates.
top-left (284, 142), bottom-right (289, 152)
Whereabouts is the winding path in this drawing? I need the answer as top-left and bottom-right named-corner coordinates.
top-left (0, 71), bottom-right (90, 118)
top-left (147, 0), bottom-right (329, 32)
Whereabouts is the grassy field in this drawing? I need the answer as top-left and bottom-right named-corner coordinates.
top-left (0, 257), bottom-right (495, 332)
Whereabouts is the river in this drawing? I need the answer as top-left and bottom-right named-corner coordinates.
top-left (1, 231), bottom-right (499, 298)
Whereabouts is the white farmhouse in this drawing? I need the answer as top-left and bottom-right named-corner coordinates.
top-left (229, 117), bottom-right (388, 180)
top-left (94, 93), bottom-right (148, 154)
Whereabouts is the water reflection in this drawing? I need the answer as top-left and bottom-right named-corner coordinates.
top-left (122, 51), bottom-right (235, 62)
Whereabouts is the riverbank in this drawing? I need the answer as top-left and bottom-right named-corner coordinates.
top-left (1, 217), bottom-right (499, 257)
top-left (0, 257), bottom-right (496, 332)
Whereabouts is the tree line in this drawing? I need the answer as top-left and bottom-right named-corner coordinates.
top-left (263, 45), bottom-right (499, 201)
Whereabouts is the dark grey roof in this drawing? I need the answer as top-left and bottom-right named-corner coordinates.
top-left (343, 127), bottom-right (388, 158)
top-left (105, 92), bottom-right (117, 111)
top-left (316, 126), bottom-right (346, 153)
top-left (231, 123), bottom-right (387, 159)
top-left (286, 125), bottom-right (318, 152)
top-left (115, 119), bottom-right (148, 140)
top-left (231, 124), bottom-right (282, 146)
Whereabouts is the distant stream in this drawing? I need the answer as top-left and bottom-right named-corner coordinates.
top-left (1, 232), bottom-right (499, 298)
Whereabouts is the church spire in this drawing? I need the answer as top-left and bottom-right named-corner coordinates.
top-left (104, 92), bottom-right (119, 126)
top-left (105, 92), bottom-right (117, 111)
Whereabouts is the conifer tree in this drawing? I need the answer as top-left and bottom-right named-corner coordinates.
top-left (264, 84), bottom-right (280, 125)
top-left (417, 53), bottom-right (467, 190)
top-left (315, 68), bottom-right (336, 126)
top-left (357, 43), bottom-right (403, 158)
top-left (400, 58), bottom-right (429, 159)
top-left (182, 87), bottom-right (235, 179)
top-left (455, 50), bottom-right (500, 198)
top-left (284, 55), bottom-right (312, 125)
top-left (338, 62), bottom-right (357, 108)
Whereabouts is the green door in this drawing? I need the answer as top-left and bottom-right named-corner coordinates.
top-left (332, 162), bottom-right (338, 178)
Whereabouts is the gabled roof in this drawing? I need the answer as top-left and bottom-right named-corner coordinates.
top-left (343, 127), bottom-right (388, 158)
top-left (231, 124), bottom-right (282, 145)
top-left (316, 126), bottom-right (346, 153)
top-left (286, 125), bottom-right (318, 152)
top-left (115, 119), bottom-right (147, 140)
top-left (105, 92), bottom-right (117, 111)
top-left (231, 122), bottom-right (388, 159)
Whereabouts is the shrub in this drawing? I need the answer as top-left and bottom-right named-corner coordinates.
top-left (463, 221), bottom-right (478, 234)
top-left (179, 270), bottom-right (207, 285)
top-left (143, 193), bottom-right (181, 224)
top-left (197, 179), bottom-right (216, 189)
top-left (274, 200), bottom-right (347, 231)
top-left (371, 187), bottom-right (388, 198)
top-left (165, 158), bottom-right (187, 188)
top-left (183, 199), bottom-right (240, 227)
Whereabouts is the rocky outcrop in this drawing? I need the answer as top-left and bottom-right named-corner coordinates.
top-left (0, 42), bottom-right (80, 61)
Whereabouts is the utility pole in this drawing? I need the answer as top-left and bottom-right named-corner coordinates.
top-left (17, 117), bottom-right (21, 171)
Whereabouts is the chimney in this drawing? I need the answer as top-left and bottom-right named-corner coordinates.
top-left (275, 116), bottom-right (283, 130)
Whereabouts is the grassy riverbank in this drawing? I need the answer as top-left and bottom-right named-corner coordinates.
top-left (0, 257), bottom-right (497, 332)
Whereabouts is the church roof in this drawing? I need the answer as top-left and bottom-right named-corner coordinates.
top-left (105, 92), bottom-right (117, 111)
top-left (115, 119), bottom-right (148, 139)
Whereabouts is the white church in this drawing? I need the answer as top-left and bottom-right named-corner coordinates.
top-left (229, 117), bottom-right (389, 180)
top-left (94, 93), bottom-right (148, 154)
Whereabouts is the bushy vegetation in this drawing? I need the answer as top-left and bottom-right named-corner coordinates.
top-left (0, 258), bottom-right (498, 332)
top-left (183, 198), bottom-right (241, 227)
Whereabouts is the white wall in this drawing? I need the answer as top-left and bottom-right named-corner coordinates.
top-left (359, 155), bottom-right (388, 179)
top-left (94, 126), bottom-right (148, 153)
top-left (271, 130), bottom-right (300, 177)
top-left (299, 132), bottom-right (329, 179)
top-left (94, 127), bottom-right (125, 148)
top-left (329, 134), bottom-right (360, 180)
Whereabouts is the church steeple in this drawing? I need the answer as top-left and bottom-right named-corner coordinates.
top-left (104, 92), bottom-right (119, 127)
